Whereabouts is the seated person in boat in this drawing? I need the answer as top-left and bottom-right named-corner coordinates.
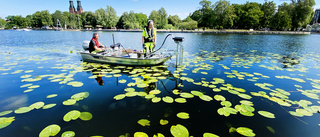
top-left (89, 33), bottom-right (105, 53)
top-left (142, 20), bottom-right (157, 56)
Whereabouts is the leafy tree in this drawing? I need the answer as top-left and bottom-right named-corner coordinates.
top-left (31, 10), bottom-right (53, 28)
top-left (95, 8), bottom-right (107, 27)
top-left (179, 16), bottom-right (198, 30)
top-left (6, 15), bottom-right (28, 29)
top-left (0, 17), bottom-right (7, 28)
top-left (135, 13), bottom-right (148, 29)
top-left (117, 11), bottom-right (139, 29)
top-left (271, 10), bottom-right (292, 30)
top-left (157, 7), bottom-right (168, 29)
top-left (149, 10), bottom-right (160, 28)
top-left (105, 5), bottom-right (118, 28)
top-left (233, 2), bottom-right (264, 29)
top-left (291, 0), bottom-right (315, 30)
top-left (81, 11), bottom-right (96, 29)
top-left (168, 15), bottom-right (182, 27)
top-left (213, 0), bottom-right (236, 29)
top-left (191, 0), bottom-right (215, 28)
top-left (260, 1), bottom-right (276, 28)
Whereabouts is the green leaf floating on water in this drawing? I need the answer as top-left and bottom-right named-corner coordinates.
top-left (177, 112), bottom-right (190, 119)
top-left (175, 98), bottom-right (187, 103)
top-left (0, 110), bottom-right (13, 117)
top-left (71, 92), bottom-right (89, 101)
top-left (14, 107), bottom-right (32, 114)
top-left (170, 124), bottom-right (189, 137)
top-left (29, 102), bottom-right (45, 109)
top-left (221, 101), bottom-right (232, 107)
top-left (191, 91), bottom-right (204, 96)
top-left (63, 99), bottom-right (77, 106)
top-left (153, 133), bottom-right (165, 137)
top-left (20, 83), bottom-right (32, 88)
top-left (214, 95), bottom-right (226, 101)
top-left (118, 79), bottom-right (127, 83)
top-left (162, 96), bottom-right (174, 103)
top-left (61, 131), bottom-right (75, 137)
top-left (28, 85), bottom-right (40, 89)
top-left (0, 117), bottom-right (15, 129)
top-left (79, 112), bottom-right (93, 121)
top-left (180, 93), bottom-right (194, 98)
top-left (236, 127), bottom-right (256, 137)
top-left (46, 94), bottom-right (58, 98)
top-left (149, 90), bottom-right (161, 95)
top-left (67, 81), bottom-right (84, 87)
top-left (258, 111), bottom-right (275, 118)
top-left (200, 95), bottom-right (213, 101)
top-left (134, 132), bottom-right (148, 137)
top-left (114, 94), bottom-right (126, 100)
top-left (42, 104), bottom-right (56, 109)
top-left (152, 97), bottom-right (161, 103)
top-left (63, 110), bottom-right (81, 122)
top-left (203, 133), bottom-right (220, 137)
top-left (160, 119), bottom-right (169, 125)
top-left (138, 119), bottom-right (150, 126)
top-left (39, 124), bottom-right (61, 137)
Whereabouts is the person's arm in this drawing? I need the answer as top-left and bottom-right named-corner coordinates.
top-left (99, 43), bottom-right (105, 48)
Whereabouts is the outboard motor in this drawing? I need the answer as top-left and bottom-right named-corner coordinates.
top-left (82, 41), bottom-right (90, 50)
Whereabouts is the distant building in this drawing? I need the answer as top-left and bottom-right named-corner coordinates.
top-left (313, 9), bottom-right (320, 24)
top-left (69, 0), bottom-right (83, 14)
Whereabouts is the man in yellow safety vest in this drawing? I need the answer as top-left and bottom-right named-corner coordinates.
top-left (142, 20), bottom-right (157, 57)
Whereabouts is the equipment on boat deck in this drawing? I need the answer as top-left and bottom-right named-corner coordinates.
top-left (80, 34), bottom-right (184, 66)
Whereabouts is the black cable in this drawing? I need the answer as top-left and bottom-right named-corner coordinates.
top-left (151, 34), bottom-right (172, 54)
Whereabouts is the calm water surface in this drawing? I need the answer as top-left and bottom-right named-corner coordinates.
top-left (0, 30), bottom-right (320, 137)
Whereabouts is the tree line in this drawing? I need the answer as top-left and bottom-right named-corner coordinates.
top-left (0, 0), bottom-right (317, 31)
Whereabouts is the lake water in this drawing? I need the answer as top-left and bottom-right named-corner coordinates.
top-left (0, 30), bottom-right (320, 137)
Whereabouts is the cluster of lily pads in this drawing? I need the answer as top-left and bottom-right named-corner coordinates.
top-left (1, 48), bottom-right (320, 137)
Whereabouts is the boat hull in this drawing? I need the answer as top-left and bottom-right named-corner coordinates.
top-left (80, 52), bottom-right (171, 66)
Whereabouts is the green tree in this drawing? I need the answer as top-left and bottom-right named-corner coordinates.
top-left (271, 11), bottom-right (292, 30)
top-left (83, 11), bottom-right (96, 28)
top-left (291, 0), bottom-right (316, 30)
top-left (135, 13), bottom-right (148, 29)
top-left (95, 8), bottom-right (107, 27)
top-left (117, 11), bottom-right (139, 29)
top-left (233, 2), bottom-right (264, 29)
top-left (157, 7), bottom-right (168, 29)
top-left (260, 1), bottom-right (276, 28)
top-left (149, 10), bottom-right (160, 28)
top-left (6, 15), bottom-right (28, 29)
top-left (213, 0), bottom-right (236, 29)
top-left (105, 5), bottom-right (118, 28)
top-left (191, 0), bottom-right (215, 28)
top-left (31, 10), bottom-right (53, 28)
top-left (0, 17), bottom-right (7, 28)
top-left (179, 16), bottom-right (198, 30)
top-left (168, 15), bottom-right (182, 27)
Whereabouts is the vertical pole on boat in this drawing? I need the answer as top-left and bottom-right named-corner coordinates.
top-left (112, 34), bottom-right (115, 46)
top-left (173, 37), bottom-right (184, 68)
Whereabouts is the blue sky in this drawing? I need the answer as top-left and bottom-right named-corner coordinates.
top-left (0, 0), bottom-right (319, 19)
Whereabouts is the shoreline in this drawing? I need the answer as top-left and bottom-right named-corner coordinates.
top-left (71, 29), bottom-right (313, 35)
top-left (1, 28), bottom-right (313, 35)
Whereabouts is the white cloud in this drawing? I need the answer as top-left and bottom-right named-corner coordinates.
top-left (314, 4), bottom-right (320, 10)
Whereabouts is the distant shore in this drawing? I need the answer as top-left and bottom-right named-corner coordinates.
top-left (78, 29), bottom-right (312, 35)
top-left (1, 28), bottom-right (313, 35)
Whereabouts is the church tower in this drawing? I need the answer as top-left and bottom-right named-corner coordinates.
top-left (77, 0), bottom-right (83, 14)
top-left (69, 0), bottom-right (76, 14)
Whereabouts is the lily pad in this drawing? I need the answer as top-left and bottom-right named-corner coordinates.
top-left (63, 99), bottom-right (77, 106)
top-left (177, 112), bottom-right (189, 119)
top-left (221, 101), bottom-right (232, 107)
top-left (152, 97), bottom-right (161, 103)
top-left (118, 79), bottom-right (127, 83)
top-left (0, 110), bottom-right (13, 117)
top-left (29, 102), bottom-right (45, 109)
top-left (153, 133), bottom-right (165, 137)
top-left (199, 95), bottom-right (213, 101)
top-left (79, 112), bottom-right (93, 121)
top-left (171, 124), bottom-right (189, 137)
top-left (0, 117), bottom-right (15, 129)
top-left (149, 90), bottom-right (161, 95)
top-left (61, 131), bottom-right (75, 137)
top-left (114, 94), bottom-right (126, 100)
top-left (42, 104), bottom-right (56, 109)
top-left (214, 95), bottom-right (226, 101)
top-left (162, 96), bottom-right (174, 103)
top-left (191, 91), bottom-right (204, 96)
top-left (138, 119), bottom-right (150, 126)
top-left (134, 132), bottom-right (148, 137)
top-left (160, 119), bottom-right (169, 125)
top-left (20, 83), bottom-right (32, 88)
top-left (175, 98), bottom-right (187, 103)
top-left (180, 93), bottom-right (194, 98)
top-left (67, 81), bottom-right (84, 87)
top-left (203, 133), bottom-right (219, 137)
top-left (258, 111), bottom-right (275, 118)
top-left (14, 107), bottom-right (32, 114)
top-left (236, 127), bottom-right (256, 137)
top-left (39, 124), bottom-right (61, 137)
top-left (63, 110), bottom-right (81, 122)
top-left (46, 94), bottom-right (58, 98)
